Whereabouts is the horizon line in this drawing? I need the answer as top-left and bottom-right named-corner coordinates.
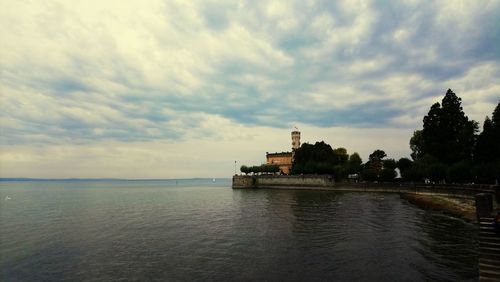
top-left (0, 177), bottom-right (231, 181)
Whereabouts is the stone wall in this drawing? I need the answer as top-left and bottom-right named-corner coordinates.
top-left (232, 175), bottom-right (255, 188)
top-left (232, 176), bottom-right (498, 201)
top-left (232, 175), bottom-right (335, 189)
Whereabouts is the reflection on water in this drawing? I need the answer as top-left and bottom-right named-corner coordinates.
top-left (0, 180), bottom-right (478, 281)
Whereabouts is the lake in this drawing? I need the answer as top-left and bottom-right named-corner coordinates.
top-left (0, 179), bottom-right (478, 281)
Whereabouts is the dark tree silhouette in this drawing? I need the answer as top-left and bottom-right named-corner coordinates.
top-left (473, 102), bottom-right (500, 184)
top-left (475, 102), bottom-right (500, 163)
top-left (291, 141), bottom-right (350, 175)
top-left (419, 89), bottom-right (478, 164)
top-left (397, 157), bottom-right (413, 173)
top-left (367, 149), bottom-right (386, 173)
top-left (347, 153), bottom-right (363, 174)
top-left (410, 130), bottom-right (423, 160)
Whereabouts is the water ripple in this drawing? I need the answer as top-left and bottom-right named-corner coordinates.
top-left (0, 182), bottom-right (478, 281)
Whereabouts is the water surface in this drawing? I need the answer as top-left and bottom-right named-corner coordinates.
top-left (0, 179), bottom-right (478, 281)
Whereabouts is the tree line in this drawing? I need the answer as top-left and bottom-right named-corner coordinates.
top-left (240, 89), bottom-right (499, 184)
top-left (289, 142), bottom-right (395, 182)
top-left (406, 89), bottom-right (499, 184)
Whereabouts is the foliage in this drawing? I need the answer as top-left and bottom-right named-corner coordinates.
top-left (403, 164), bottom-right (426, 182)
top-left (418, 89), bottom-right (478, 164)
top-left (369, 150), bottom-right (387, 162)
top-left (361, 168), bottom-right (378, 181)
top-left (361, 149), bottom-right (395, 182)
top-left (397, 158), bottom-right (413, 174)
top-left (291, 141), bottom-right (336, 174)
top-left (240, 164), bottom-right (279, 175)
top-left (446, 161), bottom-right (473, 183)
top-left (474, 102), bottom-right (500, 164)
top-left (383, 159), bottom-right (397, 170)
top-left (472, 102), bottom-right (500, 183)
top-left (364, 149), bottom-right (386, 175)
top-left (293, 142), bottom-right (334, 165)
top-left (333, 165), bottom-right (348, 181)
top-left (379, 168), bottom-right (397, 182)
top-left (427, 162), bottom-right (447, 182)
top-left (409, 130), bottom-right (423, 160)
top-left (333, 147), bottom-right (349, 165)
top-left (347, 153), bottom-right (363, 174)
top-left (240, 165), bottom-right (251, 175)
top-left (473, 161), bottom-right (500, 184)
top-left (474, 117), bottom-right (497, 163)
top-left (290, 142), bottom-right (360, 180)
top-left (406, 91), bottom-right (500, 184)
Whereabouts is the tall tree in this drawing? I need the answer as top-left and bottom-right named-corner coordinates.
top-left (409, 130), bottom-right (423, 160)
top-left (419, 89), bottom-right (478, 164)
top-left (492, 102), bottom-right (500, 126)
top-left (474, 117), bottom-right (497, 163)
top-left (474, 102), bottom-right (500, 163)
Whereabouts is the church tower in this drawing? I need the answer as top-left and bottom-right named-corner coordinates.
top-left (291, 129), bottom-right (300, 151)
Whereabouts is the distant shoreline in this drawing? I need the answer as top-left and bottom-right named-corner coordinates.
top-left (0, 177), bottom-right (230, 182)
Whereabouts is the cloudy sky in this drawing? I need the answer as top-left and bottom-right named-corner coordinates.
top-left (1, 0), bottom-right (499, 178)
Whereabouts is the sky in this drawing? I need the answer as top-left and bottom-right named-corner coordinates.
top-left (1, 0), bottom-right (499, 178)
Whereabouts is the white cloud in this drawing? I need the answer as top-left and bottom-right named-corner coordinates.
top-left (0, 0), bottom-right (499, 177)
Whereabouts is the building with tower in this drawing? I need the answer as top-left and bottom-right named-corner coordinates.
top-left (265, 129), bottom-right (301, 174)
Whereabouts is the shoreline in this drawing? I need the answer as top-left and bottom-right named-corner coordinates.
top-left (400, 193), bottom-right (477, 223)
top-left (233, 175), bottom-right (500, 223)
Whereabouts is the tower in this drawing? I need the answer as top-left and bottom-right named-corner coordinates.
top-left (291, 129), bottom-right (300, 151)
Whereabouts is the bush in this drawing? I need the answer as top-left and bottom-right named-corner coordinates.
top-left (447, 161), bottom-right (473, 183)
top-left (361, 168), bottom-right (378, 181)
top-left (397, 158), bottom-right (413, 173)
top-left (428, 163), bottom-right (447, 183)
top-left (403, 165), bottom-right (426, 182)
top-left (380, 168), bottom-right (397, 182)
top-left (240, 165), bottom-right (251, 175)
top-left (383, 159), bottom-right (397, 170)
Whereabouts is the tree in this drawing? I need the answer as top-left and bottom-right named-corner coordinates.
top-left (428, 162), bottom-right (447, 183)
top-left (397, 158), bottom-right (413, 173)
top-left (473, 102), bottom-right (500, 184)
top-left (369, 150), bottom-right (387, 162)
top-left (240, 165), bottom-right (251, 175)
top-left (419, 89), bottom-right (478, 164)
top-left (333, 165), bottom-right (348, 180)
top-left (383, 159), bottom-right (397, 170)
top-left (447, 161), bottom-right (473, 183)
top-left (474, 117), bottom-right (496, 163)
top-left (361, 168), bottom-right (378, 181)
top-left (379, 168), bottom-right (397, 182)
top-left (367, 149), bottom-right (386, 174)
top-left (492, 101), bottom-right (500, 126)
top-left (410, 130), bottom-right (423, 160)
top-left (292, 141), bottom-right (336, 174)
top-left (333, 147), bottom-right (349, 165)
top-left (404, 165), bottom-right (426, 182)
top-left (361, 149), bottom-right (388, 181)
top-left (347, 153), bottom-right (363, 174)
top-left (474, 102), bottom-right (500, 163)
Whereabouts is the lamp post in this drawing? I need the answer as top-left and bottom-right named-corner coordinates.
top-left (234, 160), bottom-right (237, 175)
